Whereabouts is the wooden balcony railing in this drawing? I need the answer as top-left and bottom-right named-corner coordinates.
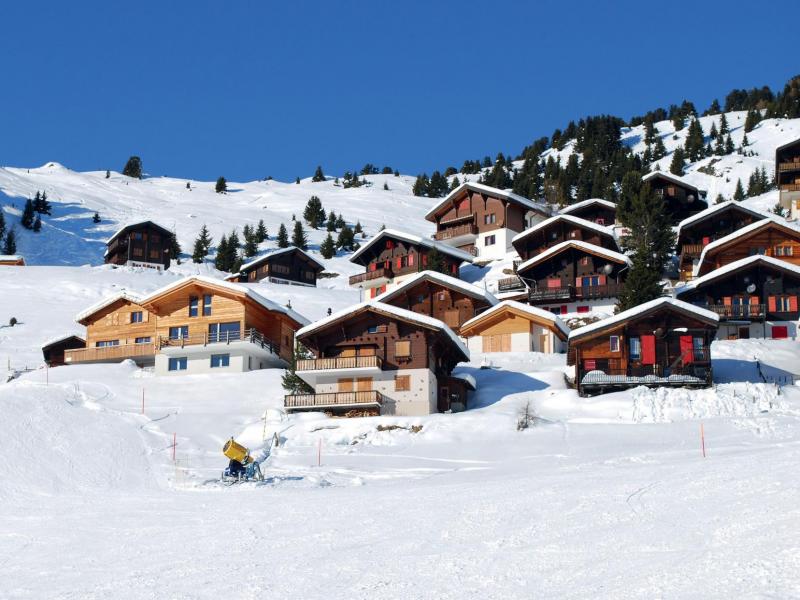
top-left (434, 222), bottom-right (478, 241)
top-left (284, 390), bottom-right (385, 409)
top-left (780, 184), bottom-right (800, 192)
top-left (529, 286), bottom-right (575, 302)
top-left (529, 283), bottom-right (623, 302)
top-left (575, 283), bottom-right (623, 299)
top-left (349, 267), bottom-right (393, 286)
top-left (680, 243), bottom-right (705, 256)
top-left (704, 304), bottom-right (765, 320)
top-left (778, 162), bottom-right (800, 173)
top-left (159, 328), bottom-right (279, 355)
top-left (296, 355), bottom-right (383, 371)
top-left (497, 276), bottom-right (526, 292)
top-left (64, 342), bottom-right (156, 364)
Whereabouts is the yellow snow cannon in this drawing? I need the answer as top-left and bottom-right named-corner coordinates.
top-left (222, 438), bottom-right (263, 483)
top-left (223, 438), bottom-right (253, 464)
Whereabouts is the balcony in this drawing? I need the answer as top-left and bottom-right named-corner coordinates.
top-left (575, 283), bottom-right (623, 299)
top-left (434, 221), bottom-right (478, 246)
top-left (704, 304), bottom-right (765, 320)
top-left (284, 390), bottom-right (385, 414)
top-left (497, 276), bottom-right (526, 293)
top-left (64, 342), bottom-right (156, 366)
top-left (529, 286), bottom-right (576, 302)
top-left (580, 364), bottom-right (712, 391)
top-left (680, 243), bottom-right (705, 257)
top-left (778, 161), bottom-right (800, 173)
top-left (780, 184), bottom-right (800, 192)
top-left (159, 328), bottom-right (281, 355)
top-left (349, 266), bottom-right (393, 287)
top-left (297, 355), bottom-right (383, 371)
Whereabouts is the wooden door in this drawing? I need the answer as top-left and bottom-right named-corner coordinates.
top-left (482, 333), bottom-right (510, 353)
top-left (356, 377), bottom-right (373, 391)
top-left (538, 334), bottom-right (549, 353)
top-left (338, 378), bottom-right (354, 392)
top-left (443, 310), bottom-right (460, 328)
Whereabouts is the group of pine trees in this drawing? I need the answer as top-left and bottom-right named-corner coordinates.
top-left (191, 219), bottom-right (268, 270)
top-left (0, 211), bottom-right (16, 255)
top-left (21, 191), bottom-right (52, 232)
top-left (298, 195), bottom-right (361, 258)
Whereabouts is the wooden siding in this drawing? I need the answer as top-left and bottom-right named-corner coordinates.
top-left (83, 299), bottom-right (156, 347)
top-left (243, 249), bottom-right (321, 286)
top-left (698, 223), bottom-right (800, 275)
top-left (514, 220), bottom-right (617, 261)
top-left (105, 223), bottom-right (171, 269)
top-left (563, 205), bottom-right (616, 226)
top-left (42, 337), bottom-right (86, 366)
top-left (518, 246), bottom-right (627, 294)
top-left (432, 188), bottom-right (529, 235)
top-left (647, 175), bottom-right (707, 224)
top-left (354, 236), bottom-right (462, 281)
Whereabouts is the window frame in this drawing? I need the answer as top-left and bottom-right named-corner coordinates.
top-left (394, 374), bottom-right (411, 392)
top-left (210, 353), bottom-right (230, 368)
top-left (188, 296), bottom-right (199, 318)
top-left (609, 335), bottom-right (620, 352)
top-left (130, 311), bottom-right (143, 323)
top-left (168, 357), bottom-right (188, 371)
top-left (394, 340), bottom-right (411, 358)
top-left (202, 294), bottom-right (212, 316)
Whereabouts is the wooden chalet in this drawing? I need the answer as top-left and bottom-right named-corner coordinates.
top-left (0, 255), bottom-right (25, 266)
top-left (105, 221), bottom-right (173, 270)
top-left (695, 218), bottom-right (800, 277)
top-left (675, 201), bottom-right (768, 281)
top-left (642, 171), bottom-right (708, 224)
top-left (675, 255), bottom-right (800, 340)
top-left (776, 138), bottom-right (800, 220)
top-left (285, 302), bottom-right (471, 417)
top-left (424, 181), bottom-right (551, 260)
top-left (559, 198), bottom-right (617, 226)
top-left (515, 240), bottom-right (630, 315)
top-left (374, 270), bottom-right (497, 333)
top-left (348, 229), bottom-right (473, 297)
top-left (41, 334), bottom-right (86, 367)
top-left (228, 246), bottom-right (324, 287)
top-left (460, 300), bottom-right (569, 354)
top-left (568, 298), bottom-right (719, 396)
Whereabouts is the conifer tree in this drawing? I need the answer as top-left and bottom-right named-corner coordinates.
top-left (291, 221), bottom-right (308, 250)
top-left (724, 134), bottom-right (734, 154)
top-left (744, 109), bottom-right (760, 133)
top-left (383, 182), bottom-right (389, 191)
top-left (215, 177), bottom-right (227, 193)
top-left (39, 191), bottom-right (51, 215)
top-left (336, 225), bottom-right (355, 251)
top-left (353, 221), bottom-right (362, 234)
top-left (705, 99), bottom-right (722, 115)
top-left (412, 174), bottom-right (429, 196)
top-left (683, 118), bottom-right (705, 161)
top-left (276, 223), bottom-right (289, 248)
top-left (719, 113), bottom-right (730, 137)
top-left (169, 232), bottom-right (181, 261)
top-left (335, 214), bottom-right (345, 229)
top-left (0, 210), bottom-right (5, 240)
top-left (32, 214), bottom-right (41, 232)
top-left (105, 170), bottom-right (110, 179)
top-left (2, 229), bottom-right (17, 255)
top-left (733, 179), bottom-right (745, 201)
top-left (320, 233), bottom-right (336, 259)
top-left (243, 227), bottom-right (259, 257)
top-left (709, 121), bottom-right (719, 140)
top-left (741, 133), bottom-right (750, 149)
top-left (295, 177), bottom-right (301, 184)
top-left (192, 232), bottom-right (210, 263)
top-left (214, 234), bottom-right (229, 271)
top-left (21, 199), bottom-right (35, 229)
top-left (652, 136), bottom-right (667, 161)
top-left (450, 176), bottom-right (460, 191)
top-left (122, 156), bottom-right (143, 179)
top-left (303, 195), bottom-right (326, 228)
top-left (32, 191), bottom-right (41, 213)
top-left (92, 212), bottom-right (101, 223)
top-left (311, 165), bottom-right (325, 182)
top-left (281, 342), bottom-right (313, 394)
top-left (669, 148), bottom-right (685, 176)
top-left (326, 210), bottom-right (337, 232)
top-left (255, 219), bottom-right (268, 242)
top-left (425, 248), bottom-right (448, 274)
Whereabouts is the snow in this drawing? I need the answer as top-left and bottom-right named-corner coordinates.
top-left (461, 299), bottom-right (571, 339)
top-left (517, 239), bottom-right (631, 273)
top-left (74, 290), bottom-right (145, 323)
top-left (643, 169), bottom-right (703, 194)
top-left (424, 180), bottom-right (550, 220)
top-left (511, 213), bottom-right (618, 246)
top-left (0, 254), bottom-right (24, 261)
top-left (349, 227), bottom-right (475, 264)
top-left (238, 244), bottom-right (324, 272)
top-left (558, 197), bottom-right (617, 215)
top-left (40, 332), bottom-right (85, 349)
top-left (375, 270), bottom-right (498, 306)
top-left (675, 200), bottom-right (772, 238)
top-left (675, 254), bottom-right (800, 295)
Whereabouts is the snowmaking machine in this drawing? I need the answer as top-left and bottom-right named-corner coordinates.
top-left (221, 438), bottom-right (265, 483)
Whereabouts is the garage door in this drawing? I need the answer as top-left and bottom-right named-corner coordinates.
top-left (482, 333), bottom-right (511, 353)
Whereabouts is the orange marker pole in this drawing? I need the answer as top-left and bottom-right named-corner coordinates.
top-left (700, 423), bottom-right (706, 458)
top-left (172, 432), bottom-right (177, 462)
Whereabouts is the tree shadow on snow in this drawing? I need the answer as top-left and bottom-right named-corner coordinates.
top-left (456, 365), bottom-right (550, 410)
top-left (713, 358), bottom-right (797, 385)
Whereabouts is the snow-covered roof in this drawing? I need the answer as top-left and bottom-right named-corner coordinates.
top-left (424, 181), bottom-right (551, 221)
top-left (696, 217), bottom-right (800, 273)
top-left (139, 275), bottom-right (310, 327)
top-left (295, 300), bottom-right (469, 361)
top-left (675, 200), bottom-right (770, 238)
top-left (75, 291), bottom-right (144, 323)
top-left (350, 228), bottom-right (474, 265)
top-left (642, 170), bottom-right (701, 194)
top-left (105, 220), bottom-right (172, 246)
top-left (41, 332), bottom-right (86, 350)
top-left (449, 372), bottom-right (477, 390)
top-left (239, 246), bottom-right (324, 273)
top-left (461, 300), bottom-right (570, 340)
top-left (516, 240), bottom-right (631, 274)
top-left (374, 270), bottom-right (498, 306)
top-left (0, 255), bottom-right (24, 261)
top-left (511, 214), bottom-right (617, 247)
top-left (676, 254), bottom-right (800, 296)
top-left (559, 198), bottom-right (617, 216)
top-left (568, 297), bottom-right (719, 341)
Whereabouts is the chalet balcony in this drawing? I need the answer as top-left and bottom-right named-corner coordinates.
top-left (64, 342), bottom-right (156, 366)
top-left (575, 283), bottom-right (623, 299)
top-left (297, 355), bottom-right (383, 372)
top-left (703, 304), bottom-right (766, 320)
top-left (349, 267), bottom-right (393, 287)
top-left (529, 286), bottom-right (576, 302)
top-left (780, 183), bottom-right (800, 192)
top-left (680, 243), bottom-right (705, 257)
top-left (284, 390), bottom-right (385, 414)
top-left (434, 220), bottom-right (478, 246)
top-left (777, 161), bottom-right (800, 173)
top-left (580, 364), bottom-right (712, 392)
top-left (159, 328), bottom-right (281, 355)
top-left (497, 276), bottom-right (526, 293)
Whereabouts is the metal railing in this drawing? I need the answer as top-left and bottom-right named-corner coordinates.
top-left (497, 276), bottom-right (526, 292)
top-left (704, 304), bottom-right (765, 319)
top-left (529, 286), bottom-right (575, 301)
top-left (64, 342), bottom-right (156, 364)
top-left (296, 355), bottom-right (383, 371)
top-left (284, 390), bottom-right (385, 409)
top-left (349, 267), bottom-right (393, 286)
top-left (159, 328), bottom-right (279, 355)
top-left (434, 222), bottom-right (478, 241)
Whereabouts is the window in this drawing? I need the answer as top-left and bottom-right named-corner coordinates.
top-left (151, 234), bottom-right (160, 243)
top-left (609, 336), bottom-right (620, 352)
top-left (133, 247), bottom-right (144, 257)
top-left (775, 246), bottom-right (793, 257)
top-left (169, 326), bottom-right (189, 340)
top-left (394, 375), bottom-right (410, 391)
top-left (629, 337), bottom-right (641, 360)
top-left (304, 271), bottom-right (315, 280)
top-left (135, 337), bottom-right (151, 344)
top-left (580, 256), bottom-right (590, 266)
top-left (692, 337), bottom-right (705, 361)
top-left (95, 340), bottom-right (120, 347)
top-left (203, 294), bottom-right (212, 316)
top-left (395, 340), bottom-right (411, 358)
top-left (149, 250), bottom-right (160, 260)
top-left (569, 229), bottom-right (580, 239)
top-left (208, 322), bottom-right (241, 342)
top-left (133, 232), bottom-right (144, 240)
top-left (130, 311), bottom-right (143, 323)
top-left (417, 294), bottom-right (426, 303)
top-left (547, 278), bottom-right (562, 289)
top-left (367, 325), bottom-right (379, 334)
top-left (168, 357), bottom-right (188, 371)
top-left (581, 276), bottom-right (600, 287)
top-left (484, 213), bottom-right (496, 225)
top-left (748, 247), bottom-right (766, 256)
top-left (189, 296), bottom-right (199, 317)
top-left (484, 235), bottom-right (496, 246)
top-left (583, 359), bottom-right (597, 371)
top-left (438, 292), bottom-right (446, 301)
top-left (577, 306), bottom-right (590, 314)
top-left (272, 264), bottom-right (290, 275)
top-left (210, 354), bottom-right (230, 368)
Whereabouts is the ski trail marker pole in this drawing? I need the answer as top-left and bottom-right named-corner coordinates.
top-left (317, 438), bottom-right (321, 467)
top-left (141, 388), bottom-right (145, 415)
top-left (172, 432), bottom-right (177, 462)
top-left (700, 423), bottom-right (706, 458)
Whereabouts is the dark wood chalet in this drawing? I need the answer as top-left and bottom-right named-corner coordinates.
top-left (424, 181), bottom-right (550, 259)
top-left (41, 334), bottom-right (86, 367)
top-left (568, 298), bottom-right (719, 396)
top-left (105, 221), bottom-right (173, 270)
top-left (559, 198), bottom-right (617, 226)
top-left (642, 171), bottom-right (708, 224)
top-left (349, 229), bottom-right (473, 298)
top-left (515, 240), bottom-right (630, 310)
top-left (695, 218), bottom-right (800, 277)
top-left (675, 201), bottom-right (767, 281)
top-left (374, 270), bottom-right (497, 332)
top-left (776, 138), bottom-right (800, 220)
top-left (285, 302), bottom-right (471, 417)
top-left (228, 247), bottom-right (324, 287)
top-left (512, 215), bottom-right (619, 262)
top-left (676, 255), bottom-right (800, 340)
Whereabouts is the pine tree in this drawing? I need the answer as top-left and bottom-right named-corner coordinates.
top-left (741, 133), bottom-right (750, 149)
top-left (724, 134), bottom-right (734, 154)
top-left (733, 179), bottom-right (745, 201)
top-left (709, 121), bottom-right (719, 140)
top-left (0, 210), bottom-right (5, 241)
top-left (353, 221), bottom-right (362, 234)
top-left (291, 221), bottom-right (308, 250)
top-left (2, 229), bottom-right (17, 255)
top-left (336, 225), bottom-right (355, 251)
top-left (169, 232), bottom-right (182, 260)
top-left (214, 234), bottom-right (229, 270)
top-left (383, 181), bottom-right (389, 191)
top-left (122, 156), bottom-right (143, 179)
top-left (719, 113), bottom-right (730, 137)
top-left (683, 118), bottom-right (705, 161)
top-left (425, 248), bottom-right (449, 274)
top-left (450, 176), bottom-right (460, 191)
top-left (255, 219), bottom-right (268, 242)
top-left (326, 210), bottom-right (337, 232)
top-left (186, 181), bottom-right (191, 189)
top-left (669, 148), bottom-right (685, 175)
top-left (652, 136), bottom-right (667, 160)
top-left (105, 170), bottom-right (110, 179)
top-left (92, 212), bottom-right (101, 223)
top-left (281, 342), bottom-right (313, 394)
top-left (21, 199), bottom-right (35, 229)
top-left (32, 214), bottom-right (41, 232)
top-left (276, 223), bottom-right (289, 248)
top-left (705, 99), bottom-right (721, 115)
top-left (192, 232), bottom-right (209, 263)
top-left (311, 165), bottom-right (325, 182)
top-left (32, 191), bottom-right (41, 213)
top-left (744, 109), bottom-right (760, 133)
top-left (295, 177), bottom-right (301, 184)
top-left (412, 174), bottom-right (429, 196)
top-left (243, 227), bottom-right (258, 257)
top-left (39, 191), bottom-right (51, 215)
top-left (320, 233), bottom-right (336, 259)
top-left (215, 177), bottom-right (227, 193)
top-left (303, 195), bottom-right (326, 228)
top-left (335, 214), bottom-right (345, 229)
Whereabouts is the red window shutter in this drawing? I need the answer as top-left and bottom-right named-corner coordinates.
top-left (641, 335), bottom-right (656, 365)
top-left (575, 277), bottom-right (582, 287)
top-left (451, 264), bottom-right (457, 274)
top-left (702, 236), bottom-right (710, 245)
top-left (547, 278), bottom-right (561, 289)
top-left (369, 263), bottom-right (377, 272)
top-left (386, 240), bottom-right (394, 249)
top-left (772, 325), bottom-right (788, 339)
top-left (598, 274), bottom-right (606, 285)
top-left (790, 296), bottom-right (798, 312)
top-left (584, 359), bottom-right (596, 371)
top-left (422, 254), bottom-right (428, 266)
top-left (560, 305), bottom-right (567, 313)
top-left (380, 285), bottom-right (386, 294)
top-left (679, 335), bottom-right (693, 364)
top-left (749, 295), bottom-right (759, 305)
top-left (577, 306), bottom-right (589, 313)
top-left (723, 296), bottom-right (732, 306)
top-left (768, 296), bottom-right (776, 312)
top-left (408, 253), bottom-right (414, 266)
top-left (395, 257), bottom-right (402, 269)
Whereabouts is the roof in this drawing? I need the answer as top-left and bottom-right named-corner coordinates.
top-left (105, 220), bottom-right (173, 246)
top-left (139, 275), bottom-right (310, 327)
top-left (568, 297), bottom-right (719, 342)
top-left (239, 246), bottom-right (324, 273)
top-left (511, 214), bottom-right (618, 247)
top-left (642, 170), bottom-right (700, 194)
top-left (460, 300), bottom-right (570, 340)
top-left (0, 255), bottom-right (24, 261)
top-left (295, 300), bottom-right (469, 361)
top-left (349, 228), bottom-right (474, 265)
top-left (775, 137), bottom-right (800, 153)
top-left (75, 291), bottom-right (144, 324)
top-left (424, 181), bottom-right (551, 221)
top-left (675, 254), bottom-right (800, 296)
top-left (449, 372), bottom-right (477, 390)
top-left (675, 200), bottom-right (770, 238)
top-left (41, 332), bottom-right (86, 351)
top-left (516, 240), bottom-right (631, 274)
top-left (559, 198), bottom-right (617, 216)
top-left (374, 270), bottom-right (498, 307)
top-left (696, 217), bottom-right (800, 273)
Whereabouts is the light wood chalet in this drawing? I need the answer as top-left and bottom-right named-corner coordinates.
top-left (374, 270), bottom-right (497, 333)
top-left (459, 300), bottom-right (569, 354)
top-left (0, 255), bottom-right (25, 266)
top-left (695, 218), bottom-right (800, 277)
top-left (568, 298), bottom-right (719, 396)
top-left (227, 246), bottom-right (324, 287)
top-left (41, 334), bottom-right (86, 367)
top-left (776, 138), bottom-right (800, 220)
top-left (642, 171), bottom-right (708, 225)
top-left (105, 221), bottom-right (173, 270)
top-left (348, 229), bottom-right (473, 297)
top-left (425, 181), bottom-right (551, 260)
top-left (285, 301), bottom-right (471, 417)
top-left (675, 201), bottom-right (769, 281)
top-left (675, 255), bottom-right (800, 340)
top-left (559, 198), bottom-right (617, 226)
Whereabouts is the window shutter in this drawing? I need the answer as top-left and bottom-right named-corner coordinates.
top-left (583, 359), bottom-right (596, 371)
top-left (575, 277), bottom-right (582, 287)
top-left (679, 335), bottom-right (693, 365)
top-left (422, 254), bottom-right (428, 266)
top-left (598, 274), bottom-right (606, 285)
top-left (395, 257), bottom-right (402, 269)
top-left (641, 335), bottom-right (656, 365)
top-left (723, 297), bottom-right (732, 306)
top-left (790, 296), bottom-right (798, 312)
top-left (768, 296), bottom-right (776, 312)
top-left (408, 253), bottom-right (414, 266)
top-left (749, 296), bottom-right (759, 305)
top-left (702, 236), bottom-right (710, 245)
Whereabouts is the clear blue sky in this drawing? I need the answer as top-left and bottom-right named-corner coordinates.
top-left (2, 1), bottom-right (797, 182)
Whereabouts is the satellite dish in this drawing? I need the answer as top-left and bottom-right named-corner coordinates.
top-left (746, 283), bottom-right (756, 294)
top-left (687, 194), bottom-right (695, 203)
top-left (602, 263), bottom-right (613, 275)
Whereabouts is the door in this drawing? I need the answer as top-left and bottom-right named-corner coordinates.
top-left (339, 347), bottom-right (356, 357)
top-left (482, 333), bottom-right (510, 353)
top-left (337, 378), bottom-right (353, 392)
top-left (443, 309), bottom-right (460, 328)
top-left (641, 335), bottom-right (656, 365)
top-left (356, 377), bottom-right (372, 392)
top-left (538, 334), bottom-right (549, 353)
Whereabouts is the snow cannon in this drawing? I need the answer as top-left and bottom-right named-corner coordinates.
top-left (221, 438), bottom-right (264, 483)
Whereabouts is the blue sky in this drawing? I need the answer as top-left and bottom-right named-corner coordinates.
top-left (2, 1), bottom-right (797, 181)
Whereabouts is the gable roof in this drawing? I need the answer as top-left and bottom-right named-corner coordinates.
top-left (295, 300), bottom-right (469, 361)
top-left (238, 246), bottom-right (324, 273)
top-left (41, 333), bottom-right (86, 351)
top-left (105, 220), bottom-right (173, 246)
top-left (568, 297), bottom-right (719, 342)
top-left (511, 214), bottom-right (618, 248)
top-left (559, 198), bottom-right (617, 216)
top-left (642, 170), bottom-right (701, 194)
top-left (349, 228), bottom-right (474, 265)
top-left (0, 254), bottom-right (24, 262)
top-left (374, 270), bottom-right (497, 307)
top-left (516, 240), bottom-right (631, 275)
top-left (775, 137), bottom-right (800, 153)
top-left (424, 181), bottom-right (550, 221)
top-left (460, 300), bottom-right (570, 340)
top-left (75, 291), bottom-right (144, 324)
top-left (675, 200), bottom-right (770, 238)
top-left (676, 254), bottom-right (800, 296)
